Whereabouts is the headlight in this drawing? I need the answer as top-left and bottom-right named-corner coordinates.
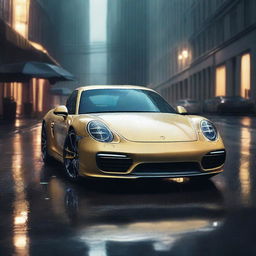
top-left (200, 120), bottom-right (218, 141)
top-left (87, 121), bottom-right (113, 142)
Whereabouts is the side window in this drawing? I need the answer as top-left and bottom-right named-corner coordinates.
top-left (66, 90), bottom-right (78, 114)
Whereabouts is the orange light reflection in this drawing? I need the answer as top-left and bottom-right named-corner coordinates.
top-left (239, 117), bottom-right (251, 205)
top-left (12, 133), bottom-right (29, 256)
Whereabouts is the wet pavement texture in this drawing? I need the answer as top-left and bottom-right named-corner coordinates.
top-left (0, 115), bottom-right (256, 255)
top-left (0, 118), bottom-right (39, 139)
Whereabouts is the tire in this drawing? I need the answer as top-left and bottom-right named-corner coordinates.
top-left (41, 122), bottom-right (54, 164)
top-left (63, 129), bottom-right (80, 181)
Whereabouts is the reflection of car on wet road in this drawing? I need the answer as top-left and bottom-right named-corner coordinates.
top-left (60, 180), bottom-right (224, 254)
top-left (203, 96), bottom-right (254, 114)
top-left (42, 85), bottom-right (226, 181)
top-left (175, 99), bottom-right (201, 114)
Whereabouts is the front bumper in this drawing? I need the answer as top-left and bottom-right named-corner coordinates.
top-left (77, 135), bottom-right (225, 179)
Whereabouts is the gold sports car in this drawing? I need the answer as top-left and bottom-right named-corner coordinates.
top-left (42, 85), bottom-right (226, 181)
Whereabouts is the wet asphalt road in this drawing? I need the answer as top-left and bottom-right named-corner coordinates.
top-left (1, 115), bottom-right (256, 256)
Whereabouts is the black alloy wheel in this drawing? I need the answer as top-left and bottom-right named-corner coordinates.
top-left (63, 130), bottom-right (80, 181)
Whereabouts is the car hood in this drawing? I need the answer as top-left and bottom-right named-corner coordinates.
top-left (89, 113), bottom-right (198, 142)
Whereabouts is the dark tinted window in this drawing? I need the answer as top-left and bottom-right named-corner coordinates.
top-left (79, 89), bottom-right (176, 114)
top-left (66, 90), bottom-right (78, 114)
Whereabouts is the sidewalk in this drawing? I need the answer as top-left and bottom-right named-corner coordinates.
top-left (0, 118), bottom-right (41, 138)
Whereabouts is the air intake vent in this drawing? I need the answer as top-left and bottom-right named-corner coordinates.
top-left (96, 153), bottom-right (132, 172)
top-left (201, 150), bottom-right (226, 169)
top-left (133, 162), bottom-right (201, 175)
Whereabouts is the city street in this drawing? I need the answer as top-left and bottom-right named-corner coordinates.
top-left (0, 115), bottom-right (256, 255)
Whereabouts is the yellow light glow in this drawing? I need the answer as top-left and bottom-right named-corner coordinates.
top-left (38, 79), bottom-right (44, 112)
top-left (4, 83), bottom-right (7, 97)
top-left (170, 177), bottom-right (189, 183)
top-left (215, 65), bottom-right (226, 96)
top-left (30, 41), bottom-right (48, 54)
top-left (17, 83), bottom-right (22, 115)
top-left (14, 214), bottom-right (28, 225)
top-left (182, 50), bottom-right (188, 58)
top-left (32, 78), bottom-right (37, 111)
top-left (241, 53), bottom-right (251, 98)
top-left (178, 54), bottom-right (183, 60)
top-left (14, 235), bottom-right (27, 248)
top-left (12, 0), bottom-right (30, 38)
top-left (239, 118), bottom-right (251, 205)
top-left (12, 133), bottom-right (29, 255)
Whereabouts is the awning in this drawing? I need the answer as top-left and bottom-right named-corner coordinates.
top-left (0, 61), bottom-right (75, 83)
top-left (0, 18), bottom-right (56, 65)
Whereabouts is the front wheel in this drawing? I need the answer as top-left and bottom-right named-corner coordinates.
top-left (63, 130), bottom-right (80, 181)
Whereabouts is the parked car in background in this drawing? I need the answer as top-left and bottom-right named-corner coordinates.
top-left (175, 99), bottom-right (201, 114)
top-left (203, 96), bottom-right (254, 114)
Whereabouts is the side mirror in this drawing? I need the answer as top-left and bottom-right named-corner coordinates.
top-left (176, 106), bottom-right (187, 115)
top-left (53, 105), bottom-right (68, 118)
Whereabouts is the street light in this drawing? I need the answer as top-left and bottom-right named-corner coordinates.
top-left (178, 54), bottom-right (183, 60)
top-left (182, 50), bottom-right (188, 59)
top-left (178, 49), bottom-right (189, 61)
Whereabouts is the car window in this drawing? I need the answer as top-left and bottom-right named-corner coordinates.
top-left (66, 90), bottom-right (78, 114)
top-left (78, 89), bottom-right (176, 114)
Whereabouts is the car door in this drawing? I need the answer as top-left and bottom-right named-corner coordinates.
top-left (53, 90), bottom-right (78, 156)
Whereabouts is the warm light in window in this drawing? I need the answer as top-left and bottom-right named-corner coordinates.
top-left (241, 53), bottom-right (251, 99)
top-left (12, 0), bottom-right (30, 38)
top-left (178, 54), bottom-right (183, 60)
top-left (38, 79), bottom-right (44, 112)
top-left (215, 65), bottom-right (226, 96)
top-left (32, 78), bottom-right (37, 111)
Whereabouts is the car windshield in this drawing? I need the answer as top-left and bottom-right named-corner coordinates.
top-left (79, 89), bottom-right (176, 114)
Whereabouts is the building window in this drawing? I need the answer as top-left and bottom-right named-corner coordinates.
top-left (215, 65), bottom-right (226, 96)
top-left (240, 53), bottom-right (251, 99)
top-left (12, 0), bottom-right (30, 38)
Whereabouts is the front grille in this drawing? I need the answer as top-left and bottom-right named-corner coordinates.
top-left (201, 150), bottom-right (226, 169)
top-left (133, 162), bottom-right (201, 175)
top-left (96, 153), bottom-right (133, 172)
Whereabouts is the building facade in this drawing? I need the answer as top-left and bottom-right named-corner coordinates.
top-left (0, 0), bottom-right (69, 119)
top-left (147, 0), bottom-right (256, 106)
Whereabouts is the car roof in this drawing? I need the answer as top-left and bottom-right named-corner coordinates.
top-left (75, 85), bottom-right (155, 92)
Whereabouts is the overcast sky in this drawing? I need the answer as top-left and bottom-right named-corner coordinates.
top-left (90, 0), bottom-right (107, 42)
